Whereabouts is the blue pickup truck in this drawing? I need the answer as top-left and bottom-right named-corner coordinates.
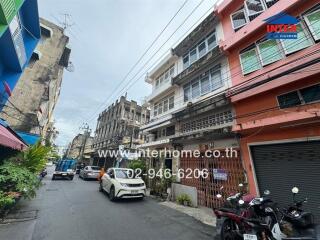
top-left (52, 159), bottom-right (76, 180)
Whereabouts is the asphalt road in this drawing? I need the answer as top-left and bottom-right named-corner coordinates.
top-left (2, 166), bottom-right (216, 240)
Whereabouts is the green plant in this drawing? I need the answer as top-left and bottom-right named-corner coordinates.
top-left (13, 142), bottom-right (51, 174)
top-left (0, 191), bottom-right (15, 209)
top-left (176, 194), bottom-right (192, 206)
top-left (127, 159), bottom-right (146, 172)
top-left (0, 162), bottom-right (40, 199)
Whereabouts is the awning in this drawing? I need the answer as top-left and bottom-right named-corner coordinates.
top-left (16, 131), bottom-right (40, 145)
top-left (0, 120), bottom-right (27, 151)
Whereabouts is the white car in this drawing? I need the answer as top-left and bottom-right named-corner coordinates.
top-left (99, 168), bottom-right (146, 201)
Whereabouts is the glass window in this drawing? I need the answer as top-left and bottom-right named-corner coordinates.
top-left (155, 79), bottom-right (160, 88)
top-left (189, 48), bottom-right (197, 64)
top-left (257, 39), bottom-right (283, 66)
top-left (164, 71), bottom-right (169, 81)
top-left (300, 84), bottom-right (320, 103)
top-left (184, 85), bottom-right (191, 102)
top-left (240, 47), bottom-right (261, 75)
top-left (183, 55), bottom-right (189, 69)
top-left (280, 23), bottom-right (312, 55)
top-left (159, 75), bottom-right (164, 84)
top-left (169, 96), bottom-right (174, 109)
top-left (211, 69), bottom-right (223, 90)
top-left (200, 75), bottom-right (210, 95)
top-left (207, 33), bottom-right (216, 50)
top-left (245, 0), bottom-right (265, 20)
top-left (153, 104), bottom-right (158, 116)
top-left (277, 91), bottom-right (302, 109)
top-left (231, 8), bottom-right (247, 30)
top-left (158, 102), bottom-right (163, 114)
top-left (163, 99), bottom-right (168, 112)
top-left (265, 0), bottom-right (278, 8)
top-left (170, 66), bottom-right (175, 76)
top-left (191, 80), bottom-right (200, 98)
top-left (198, 41), bottom-right (207, 58)
top-left (304, 8), bottom-right (320, 41)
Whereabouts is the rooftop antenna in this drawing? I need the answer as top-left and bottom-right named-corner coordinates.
top-left (59, 13), bottom-right (75, 33)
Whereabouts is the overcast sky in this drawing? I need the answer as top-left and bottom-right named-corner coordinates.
top-left (38, 0), bottom-right (217, 152)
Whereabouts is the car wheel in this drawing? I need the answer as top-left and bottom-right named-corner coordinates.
top-left (69, 176), bottom-right (74, 180)
top-left (99, 182), bottom-right (103, 192)
top-left (52, 175), bottom-right (55, 180)
top-left (109, 186), bottom-right (116, 201)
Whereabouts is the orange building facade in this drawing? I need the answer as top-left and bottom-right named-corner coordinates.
top-left (216, 0), bottom-right (320, 221)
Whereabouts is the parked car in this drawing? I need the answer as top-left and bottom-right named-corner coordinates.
top-left (99, 168), bottom-right (146, 201)
top-left (79, 166), bottom-right (101, 180)
top-left (52, 159), bottom-right (76, 180)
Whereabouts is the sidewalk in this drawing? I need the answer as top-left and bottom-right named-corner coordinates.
top-left (159, 201), bottom-right (216, 227)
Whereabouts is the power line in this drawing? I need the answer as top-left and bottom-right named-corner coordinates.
top-left (79, 0), bottom-right (207, 126)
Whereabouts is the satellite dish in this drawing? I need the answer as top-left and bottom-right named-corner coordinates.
top-left (66, 61), bottom-right (75, 72)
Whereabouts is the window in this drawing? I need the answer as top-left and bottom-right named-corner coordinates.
top-left (211, 69), bottom-right (223, 90)
top-left (191, 80), bottom-right (200, 98)
top-left (158, 102), bottom-right (163, 115)
top-left (264, 0), bottom-right (278, 8)
top-left (245, 0), bottom-right (265, 20)
top-left (170, 66), bottom-right (175, 76)
top-left (300, 84), bottom-right (320, 103)
top-left (198, 41), bottom-right (206, 58)
top-left (154, 95), bottom-right (174, 116)
top-left (183, 55), bottom-right (189, 69)
top-left (200, 75), bottom-right (210, 95)
top-left (183, 66), bottom-right (222, 102)
top-left (207, 32), bottom-right (216, 50)
top-left (189, 48), bottom-right (197, 64)
top-left (169, 96), bottom-right (174, 109)
top-left (280, 23), bottom-right (312, 55)
top-left (163, 99), bottom-right (168, 112)
top-left (184, 85), bottom-right (191, 102)
top-left (231, 7), bottom-right (247, 31)
top-left (240, 46), bottom-right (261, 75)
top-left (257, 39), bottom-right (283, 66)
top-left (277, 84), bottom-right (320, 109)
top-left (304, 6), bottom-right (320, 41)
top-left (278, 91), bottom-right (301, 109)
top-left (153, 104), bottom-right (158, 116)
top-left (164, 72), bottom-right (169, 82)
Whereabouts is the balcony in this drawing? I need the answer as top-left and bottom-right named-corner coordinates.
top-left (146, 80), bottom-right (172, 102)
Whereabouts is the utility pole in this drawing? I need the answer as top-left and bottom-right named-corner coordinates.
top-left (79, 123), bottom-right (91, 165)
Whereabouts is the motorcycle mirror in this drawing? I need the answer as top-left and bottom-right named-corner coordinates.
top-left (216, 194), bottom-right (222, 199)
top-left (292, 187), bottom-right (299, 194)
top-left (263, 190), bottom-right (271, 196)
top-left (220, 186), bottom-right (224, 190)
top-left (239, 183), bottom-right (244, 187)
top-left (238, 199), bottom-right (245, 205)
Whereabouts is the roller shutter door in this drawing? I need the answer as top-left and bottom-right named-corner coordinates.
top-left (250, 140), bottom-right (320, 223)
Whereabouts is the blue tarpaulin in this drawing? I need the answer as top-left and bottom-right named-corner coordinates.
top-left (16, 131), bottom-right (40, 145)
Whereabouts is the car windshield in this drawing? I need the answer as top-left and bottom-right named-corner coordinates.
top-left (115, 169), bottom-right (134, 179)
top-left (91, 166), bottom-right (100, 171)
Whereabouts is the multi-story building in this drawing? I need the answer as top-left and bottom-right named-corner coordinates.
top-left (0, 18), bottom-right (71, 141)
top-left (217, 0), bottom-right (320, 221)
top-left (92, 95), bottom-right (150, 168)
top-left (65, 133), bottom-right (93, 163)
top-left (138, 51), bottom-right (179, 174)
top-left (0, 0), bottom-right (40, 111)
top-left (171, 12), bottom-right (243, 208)
top-left (140, 12), bottom-right (244, 208)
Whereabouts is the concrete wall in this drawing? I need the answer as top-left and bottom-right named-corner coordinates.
top-left (0, 18), bottom-right (69, 137)
top-left (172, 183), bottom-right (198, 207)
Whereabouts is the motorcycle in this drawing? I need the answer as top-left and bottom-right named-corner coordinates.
top-left (214, 186), bottom-right (319, 240)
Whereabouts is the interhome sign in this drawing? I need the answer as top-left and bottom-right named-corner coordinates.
top-left (264, 12), bottom-right (299, 39)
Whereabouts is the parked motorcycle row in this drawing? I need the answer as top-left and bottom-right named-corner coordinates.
top-left (214, 184), bottom-right (319, 240)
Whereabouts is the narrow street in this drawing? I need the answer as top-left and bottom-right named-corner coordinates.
top-left (0, 166), bottom-right (216, 240)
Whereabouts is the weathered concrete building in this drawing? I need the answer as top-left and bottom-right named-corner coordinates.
top-left (92, 95), bottom-right (150, 168)
top-left (65, 133), bottom-right (93, 164)
top-left (0, 18), bottom-right (71, 142)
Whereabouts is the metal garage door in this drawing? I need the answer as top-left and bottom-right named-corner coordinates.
top-left (250, 140), bottom-right (320, 223)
